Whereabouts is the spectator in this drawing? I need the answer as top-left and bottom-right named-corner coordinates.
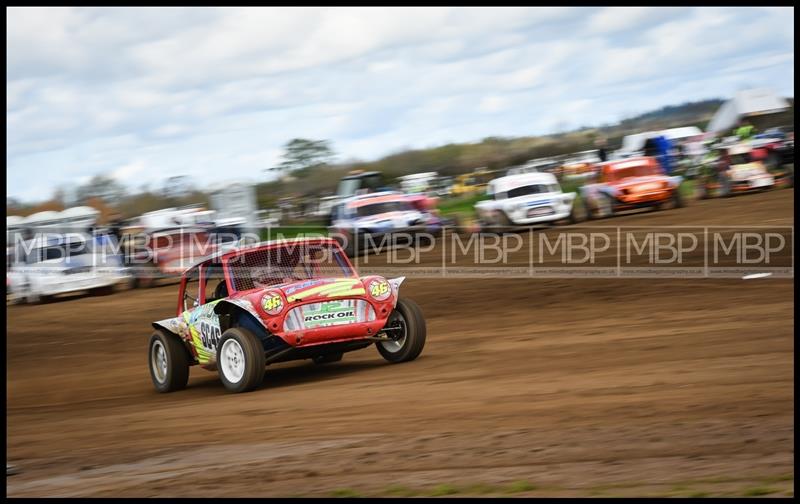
top-left (595, 137), bottom-right (608, 162)
top-left (735, 119), bottom-right (756, 141)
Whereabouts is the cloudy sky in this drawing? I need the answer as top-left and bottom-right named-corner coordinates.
top-left (7, 6), bottom-right (794, 203)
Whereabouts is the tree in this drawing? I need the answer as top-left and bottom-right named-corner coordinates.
top-left (270, 138), bottom-right (335, 176)
top-left (75, 175), bottom-right (126, 205)
top-left (161, 175), bottom-right (194, 200)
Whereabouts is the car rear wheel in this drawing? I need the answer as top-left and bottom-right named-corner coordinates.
top-left (217, 327), bottom-right (265, 393)
top-left (587, 194), bottom-right (614, 219)
top-left (134, 262), bottom-right (159, 288)
top-left (25, 291), bottom-right (50, 304)
top-left (567, 199), bottom-right (586, 224)
top-left (661, 189), bottom-right (684, 210)
top-left (377, 297), bottom-right (426, 363)
top-left (149, 329), bottom-right (190, 393)
top-left (481, 211), bottom-right (514, 234)
top-left (90, 285), bottom-right (115, 296)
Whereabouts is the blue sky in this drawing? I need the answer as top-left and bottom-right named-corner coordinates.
top-left (6, 7), bottom-right (794, 203)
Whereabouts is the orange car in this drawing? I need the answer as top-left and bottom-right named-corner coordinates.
top-left (580, 156), bottom-right (685, 219)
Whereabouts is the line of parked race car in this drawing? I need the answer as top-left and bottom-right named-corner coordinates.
top-left (7, 131), bottom-right (793, 307)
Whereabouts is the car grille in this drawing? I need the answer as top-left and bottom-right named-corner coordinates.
top-left (283, 299), bottom-right (376, 332)
top-left (527, 206), bottom-right (554, 217)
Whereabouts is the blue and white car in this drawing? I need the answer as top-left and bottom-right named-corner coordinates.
top-left (7, 232), bottom-right (132, 304)
top-left (328, 191), bottom-right (442, 256)
top-left (474, 172), bottom-right (579, 229)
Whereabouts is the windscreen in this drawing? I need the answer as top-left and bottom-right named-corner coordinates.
top-left (607, 162), bottom-right (661, 181)
top-left (32, 239), bottom-right (90, 263)
top-left (506, 184), bottom-right (554, 199)
top-left (226, 242), bottom-right (355, 292)
top-left (354, 200), bottom-right (413, 217)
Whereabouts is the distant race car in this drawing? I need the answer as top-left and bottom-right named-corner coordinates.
top-left (125, 226), bottom-right (224, 287)
top-left (328, 191), bottom-right (442, 256)
top-left (7, 232), bottom-right (131, 304)
top-left (750, 127), bottom-right (794, 172)
top-left (148, 237), bottom-right (426, 393)
top-left (580, 156), bottom-right (684, 219)
top-left (697, 143), bottom-right (775, 199)
top-left (474, 172), bottom-right (579, 231)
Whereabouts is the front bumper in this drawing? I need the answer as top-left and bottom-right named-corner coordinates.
top-left (508, 210), bottom-right (572, 225)
top-left (273, 296), bottom-right (396, 347)
top-left (616, 190), bottom-right (672, 206)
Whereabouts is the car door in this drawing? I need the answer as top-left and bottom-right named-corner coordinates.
top-left (181, 265), bottom-right (224, 364)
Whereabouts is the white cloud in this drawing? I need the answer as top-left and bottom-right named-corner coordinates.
top-left (478, 95), bottom-right (510, 114)
top-left (6, 6), bottom-right (795, 202)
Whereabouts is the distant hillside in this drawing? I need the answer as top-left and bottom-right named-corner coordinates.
top-left (253, 98), bottom-right (741, 207)
top-left (10, 96), bottom-right (792, 216)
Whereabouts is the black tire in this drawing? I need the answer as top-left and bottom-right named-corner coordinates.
top-left (483, 211), bottom-right (514, 234)
top-left (673, 189), bottom-right (684, 208)
top-left (312, 352), bottom-right (343, 365)
top-left (720, 174), bottom-right (733, 198)
top-left (661, 188), bottom-right (684, 210)
top-left (698, 182), bottom-right (711, 200)
top-left (148, 329), bottom-right (190, 393)
top-left (589, 193), bottom-right (614, 219)
top-left (91, 284), bottom-right (115, 296)
top-left (217, 327), bottom-right (265, 393)
top-left (765, 151), bottom-right (781, 172)
top-left (135, 262), bottom-right (159, 289)
top-left (567, 198), bottom-right (586, 224)
top-left (26, 291), bottom-right (51, 304)
top-left (583, 196), bottom-right (598, 220)
top-left (377, 297), bottom-right (426, 363)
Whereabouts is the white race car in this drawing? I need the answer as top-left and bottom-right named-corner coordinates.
top-left (328, 191), bottom-right (442, 256)
top-left (475, 172), bottom-right (579, 230)
top-left (8, 233), bottom-right (132, 304)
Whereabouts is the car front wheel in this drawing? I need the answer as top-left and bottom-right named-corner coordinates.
top-left (217, 327), bottom-right (266, 393)
top-left (377, 297), bottom-right (427, 363)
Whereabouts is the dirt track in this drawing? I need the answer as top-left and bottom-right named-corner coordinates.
top-left (6, 189), bottom-right (795, 497)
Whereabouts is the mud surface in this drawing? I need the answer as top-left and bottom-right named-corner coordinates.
top-left (7, 189), bottom-right (794, 497)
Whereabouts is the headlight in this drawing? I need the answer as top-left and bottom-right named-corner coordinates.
top-left (262, 291), bottom-right (285, 315)
top-left (367, 278), bottom-right (391, 301)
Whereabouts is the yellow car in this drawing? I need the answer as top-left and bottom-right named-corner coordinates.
top-left (450, 169), bottom-right (496, 197)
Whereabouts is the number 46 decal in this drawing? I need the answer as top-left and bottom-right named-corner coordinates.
top-left (199, 321), bottom-right (222, 349)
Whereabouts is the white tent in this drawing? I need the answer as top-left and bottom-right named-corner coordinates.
top-left (707, 88), bottom-right (790, 133)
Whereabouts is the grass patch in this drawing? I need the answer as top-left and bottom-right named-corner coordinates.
top-left (462, 483), bottom-right (500, 495)
top-left (742, 486), bottom-right (779, 497)
top-left (430, 484), bottom-right (460, 496)
top-left (437, 193), bottom-right (489, 217)
top-left (383, 485), bottom-right (418, 497)
top-left (260, 226), bottom-right (328, 240)
top-left (505, 480), bottom-right (537, 493)
top-left (329, 488), bottom-right (362, 498)
top-left (679, 179), bottom-right (696, 200)
top-left (761, 474), bottom-right (794, 484)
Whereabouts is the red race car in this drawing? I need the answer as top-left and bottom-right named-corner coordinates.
top-left (148, 237), bottom-right (426, 393)
top-left (125, 226), bottom-right (222, 288)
